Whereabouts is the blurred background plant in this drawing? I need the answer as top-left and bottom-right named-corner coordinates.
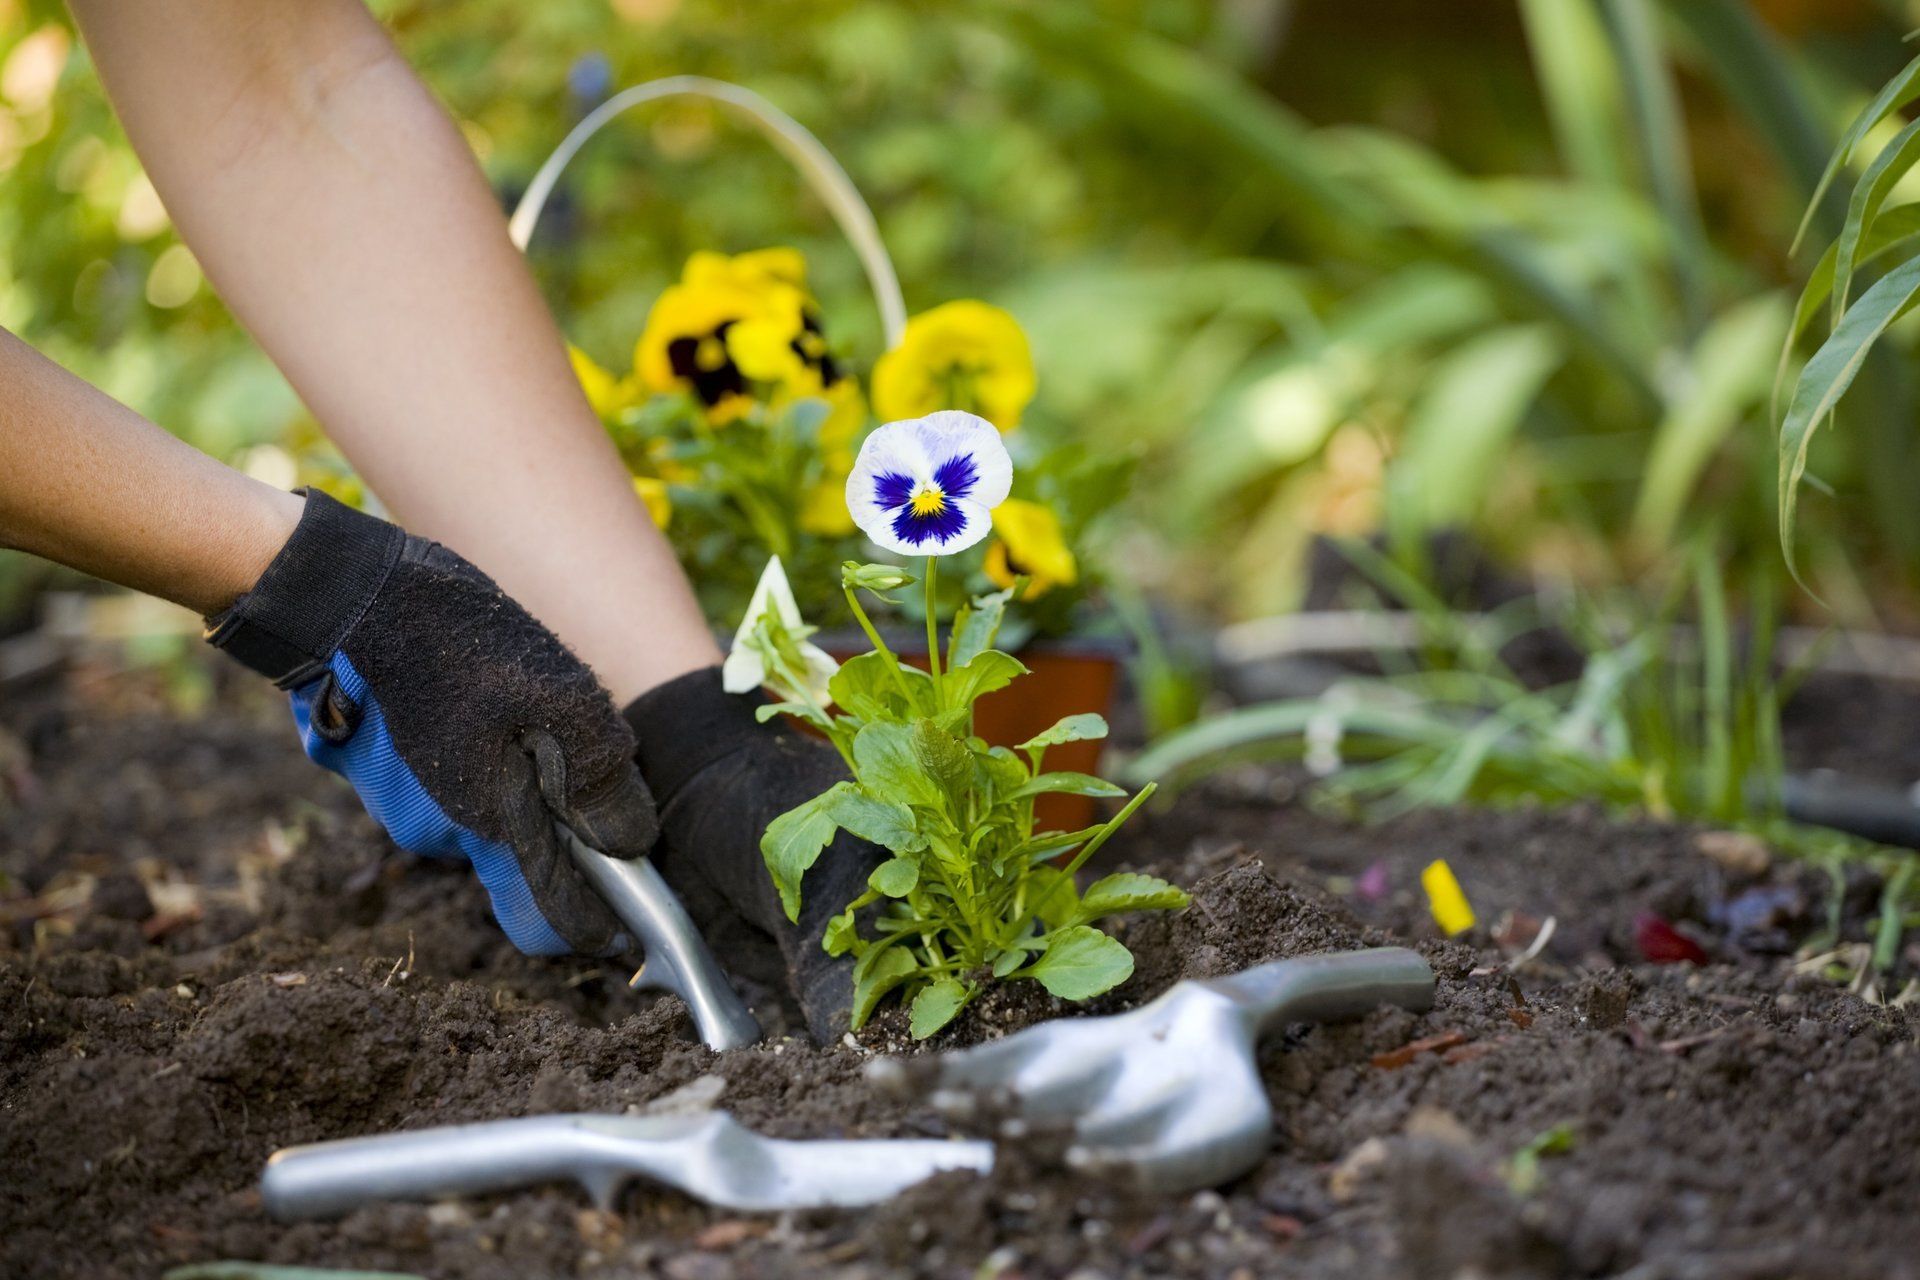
top-left (9, 0), bottom-right (1920, 640)
top-left (1130, 538), bottom-right (1801, 834)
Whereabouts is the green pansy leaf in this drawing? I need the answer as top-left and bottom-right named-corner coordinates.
top-left (825, 786), bottom-right (921, 852)
top-left (991, 947), bottom-right (1031, 978)
top-left (822, 910), bottom-right (858, 957)
top-left (831, 652), bottom-right (936, 720)
top-left (759, 788), bottom-right (843, 922)
top-left (911, 719), bottom-right (974, 807)
top-left (1008, 772), bottom-right (1128, 801)
top-left (850, 945), bottom-right (918, 1030)
top-left (931, 706), bottom-right (974, 738)
top-left (948, 587), bottom-right (1016, 670)
top-left (1016, 714), bottom-right (1110, 753)
top-left (980, 745), bottom-right (1029, 791)
top-left (942, 650), bottom-right (1029, 710)
top-left (869, 857), bottom-right (921, 897)
top-left (1076, 872), bottom-right (1190, 920)
top-left (1025, 926), bottom-right (1134, 1000)
top-left (909, 977), bottom-right (973, 1039)
top-left (754, 700), bottom-right (832, 731)
top-left (853, 722), bottom-right (946, 810)
top-left (1024, 865), bottom-right (1082, 929)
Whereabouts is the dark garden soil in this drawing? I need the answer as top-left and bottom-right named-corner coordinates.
top-left (5, 659), bottom-right (1920, 1280)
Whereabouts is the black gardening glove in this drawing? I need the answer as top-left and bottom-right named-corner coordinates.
top-left (624, 666), bottom-right (885, 1041)
top-left (205, 490), bottom-right (657, 956)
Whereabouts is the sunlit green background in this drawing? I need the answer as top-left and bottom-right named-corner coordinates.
top-left (7, 0), bottom-right (1920, 629)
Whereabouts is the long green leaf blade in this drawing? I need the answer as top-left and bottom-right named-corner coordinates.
top-left (1831, 115), bottom-right (1920, 323)
top-left (1792, 51), bottom-right (1920, 253)
top-left (1777, 253), bottom-right (1920, 572)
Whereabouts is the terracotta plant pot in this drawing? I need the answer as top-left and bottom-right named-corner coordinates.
top-left (817, 631), bottom-right (1130, 832)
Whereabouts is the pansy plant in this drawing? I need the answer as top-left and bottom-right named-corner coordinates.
top-left (737, 410), bottom-right (1187, 1038)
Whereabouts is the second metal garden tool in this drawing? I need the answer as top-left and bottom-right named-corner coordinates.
top-left (557, 824), bottom-right (761, 1052)
top-left (262, 1111), bottom-right (995, 1220)
top-left (868, 947), bottom-right (1436, 1194)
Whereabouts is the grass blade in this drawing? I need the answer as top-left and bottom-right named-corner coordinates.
top-left (1831, 115), bottom-right (1920, 323)
top-left (1659, 0), bottom-right (1848, 242)
top-left (1775, 204), bottom-right (1920, 416)
top-left (1633, 293), bottom-right (1788, 545)
top-left (1600, 0), bottom-right (1711, 333)
top-left (1520, 0), bottom-right (1626, 188)
top-left (1391, 325), bottom-right (1563, 530)
top-left (1693, 545), bottom-right (1733, 811)
top-left (1792, 51), bottom-right (1920, 254)
top-left (1778, 253), bottom-right (1920, 574)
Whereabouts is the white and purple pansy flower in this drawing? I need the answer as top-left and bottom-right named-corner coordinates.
top-left (845, 410), bottom-right (1013, 557)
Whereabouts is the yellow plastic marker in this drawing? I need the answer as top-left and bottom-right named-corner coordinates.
top-left (1421, 859), bottom-right (1476, 936)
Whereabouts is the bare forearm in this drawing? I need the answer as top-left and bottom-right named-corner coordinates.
top-left (0, 331), bottom-right (302, 616)
top-left (69, 0), bottom-right (718, 702)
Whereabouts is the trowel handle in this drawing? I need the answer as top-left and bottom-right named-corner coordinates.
top-left (261, 1116), bottom-right (624, 1221)
top-left (1211, 946), bottom-right (1435, 1037)
top-left (559, 826), bottom-right (762, 1052)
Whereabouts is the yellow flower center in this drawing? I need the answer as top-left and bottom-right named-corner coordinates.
top-left (910, 486), bottom-right (947, 517)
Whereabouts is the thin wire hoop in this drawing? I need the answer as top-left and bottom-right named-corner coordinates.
top-left (508, 75), bottom-right (907, 349)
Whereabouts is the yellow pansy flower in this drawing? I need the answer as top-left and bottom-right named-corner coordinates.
top-left (983, 499), bottom-right (1077, 599)
top-left (632, 475), bottom-right (673, 530)
top-left (872, 300), bottom-right (1036, 432)
top-left (635, 248), bottom-right (840, 419)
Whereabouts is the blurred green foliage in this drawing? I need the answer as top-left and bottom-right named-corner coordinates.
top-left (6, 0), bottom-right (1920, 632)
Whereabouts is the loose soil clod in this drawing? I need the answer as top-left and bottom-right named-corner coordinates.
top-left (5, 671), bottom-right (1920, 1279)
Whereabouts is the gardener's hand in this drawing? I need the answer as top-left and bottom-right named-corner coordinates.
top-left (624, 667), bottom-right (885, 1041)
top-left (205, 490), bottom-right (657, 956)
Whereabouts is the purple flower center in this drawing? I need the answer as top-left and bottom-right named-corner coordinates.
top-left (872, 453), bottom-right (981, 547)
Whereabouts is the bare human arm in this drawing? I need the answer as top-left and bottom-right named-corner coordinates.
top-left (0, 329), bottom-right (303, 617)
top-left (65, 0), bottom-right (721, 705)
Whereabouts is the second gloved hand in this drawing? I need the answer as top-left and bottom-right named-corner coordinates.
top-left (205, 490), bottom-right (657, 956)
top-left (624, 666), bottom-right (885, 1041)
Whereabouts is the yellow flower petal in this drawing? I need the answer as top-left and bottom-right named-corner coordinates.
top-left (569, 345), bottom-right (638, 420)
top-left (817, 379), bottom-right (867, 452)
top-left (635, 281), bottom-right (755, 393)
top-left (872, 300), bottom-right (1036, 431)
top-left (798, 475), bottom-right (855, 535)
top-left (632, 475), bottom-right (673, 529)
top-left (635, 248), bottom-right (820, 414)
top-left (1421, 859), bottom-right (1476, 936)
top-left (727, 246), bottom-right (808, 291)
top-left (727, 309), bottom-right (813, 386)
top-left (983, 499), bottom-right (1077, 599)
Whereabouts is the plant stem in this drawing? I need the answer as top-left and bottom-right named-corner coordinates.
top-left (924, 555), bottom-right (944, 702)
top-left (843, 584), bottom-right (917, 704)
top-left (1026, 782), bottom-right (1159, 924)
top-left (774, 652), bottom-right (856, 771)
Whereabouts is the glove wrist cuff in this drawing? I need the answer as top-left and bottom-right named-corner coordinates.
top-left (204, 489), bottom-right (405, 687)
top-left (622, 665), bottom-right (774, 804)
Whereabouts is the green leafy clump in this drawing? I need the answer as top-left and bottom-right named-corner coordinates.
top-left (747, 559), bottom-right (1186, 1038)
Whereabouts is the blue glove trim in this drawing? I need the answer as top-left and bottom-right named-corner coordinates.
top-left (291, 653), bottom-right (571, 957)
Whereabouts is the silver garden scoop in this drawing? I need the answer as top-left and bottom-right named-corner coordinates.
top-left (262, 1111), bottom-right (994, 1221)
top-left (868, 947), bottom-right (1436, 1195)
top-left (557, 824), bottom-right (761, 1052)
